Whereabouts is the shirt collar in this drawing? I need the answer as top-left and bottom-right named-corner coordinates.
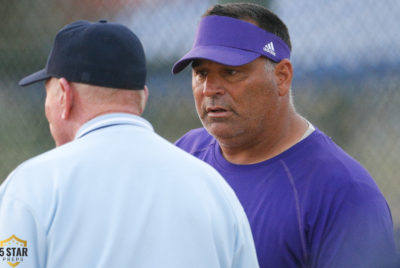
top-left (75, 113), bottom-right (154, 140)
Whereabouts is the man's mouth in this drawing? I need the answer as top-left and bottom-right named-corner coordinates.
top-left (207, 107), bottom-right (227, 113)
top-left (206, 106), bottom-right (232, 118)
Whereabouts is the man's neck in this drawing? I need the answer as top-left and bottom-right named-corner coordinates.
top-left (218, 114), bottom-right (309, 165)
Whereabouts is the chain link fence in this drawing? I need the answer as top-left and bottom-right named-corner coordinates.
top-left (1, 0), bottom-right (399, 246)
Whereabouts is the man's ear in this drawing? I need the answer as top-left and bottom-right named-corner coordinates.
top-left (58, 78), bottom-right (73, 120)
top-left (144, 85), bottom-right (149, 104)
top-left (139, 86), bottom-right (149, 114)
top-left (274, 59), bottom-right (293, 96)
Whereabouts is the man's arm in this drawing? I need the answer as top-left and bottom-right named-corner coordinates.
top-left (311, 183), bottom-right (397, 268)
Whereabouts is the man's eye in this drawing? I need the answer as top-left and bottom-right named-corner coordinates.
top-left (195, 70), bottom-right (207, 77)
top-left (226, 69), bottom-right (238, 75)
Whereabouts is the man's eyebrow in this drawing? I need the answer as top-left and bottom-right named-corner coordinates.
top-left (191, 60), bottom-right (203, 68)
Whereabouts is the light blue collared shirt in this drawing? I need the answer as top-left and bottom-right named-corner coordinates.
top-left (0, 113), bottom-right (259, 268)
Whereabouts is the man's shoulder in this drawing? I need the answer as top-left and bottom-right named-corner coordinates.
top-left (0, 145), bottom-right (67, 224)
top-left (293, 129), bottom-right (384, 202)
top-left (0, 138), bottom-right (89, 199)
top-left (175, 128), bottom-right (216, 155)
top-left (0, 146), bottom-right (65, 193)
top-left (304, 129), bottom-right (371, 177)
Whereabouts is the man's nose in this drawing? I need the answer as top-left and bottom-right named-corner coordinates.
top-left (203, 74), bottom-right (225, 96)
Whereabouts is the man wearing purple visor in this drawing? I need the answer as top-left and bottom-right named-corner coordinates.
top-left (173, 3), bottom-right (398, 268)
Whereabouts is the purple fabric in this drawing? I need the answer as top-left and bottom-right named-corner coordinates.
top-left (172, 15), bottom-right (291, 74)
top-left (175, 127), bottom-right (397, 268)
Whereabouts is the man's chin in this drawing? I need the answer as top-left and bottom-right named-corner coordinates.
top-left (204, 122), bottom-right (240, 140)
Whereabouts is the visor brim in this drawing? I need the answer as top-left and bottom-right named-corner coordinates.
top-left (172, 46), bottom-right (261, 74)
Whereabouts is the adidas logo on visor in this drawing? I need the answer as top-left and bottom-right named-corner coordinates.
top-left (263, 42), bottom-right (276, 56)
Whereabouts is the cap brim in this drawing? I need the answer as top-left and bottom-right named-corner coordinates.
top-left (172, 46), bottom-right (261, 74)
top-left (18, 69), bottom-right (51, 86)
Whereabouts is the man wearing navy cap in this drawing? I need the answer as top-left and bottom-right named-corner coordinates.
top-left (173, 3), bottom-right (398, 267)
top-left (0, 20), bottom-right (259, 267)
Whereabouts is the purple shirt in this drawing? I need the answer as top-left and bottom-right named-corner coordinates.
top-left (176, 127), bottom-right (397, 267)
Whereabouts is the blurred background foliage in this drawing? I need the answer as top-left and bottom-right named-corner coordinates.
top-left (0, 0), bottom-right (399, 248)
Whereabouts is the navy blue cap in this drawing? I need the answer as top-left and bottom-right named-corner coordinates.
top-left (19, 20), bottom-right (146, 90)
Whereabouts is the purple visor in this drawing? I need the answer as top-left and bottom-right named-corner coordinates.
top-left (172, 15), bottom-right (291, 74)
